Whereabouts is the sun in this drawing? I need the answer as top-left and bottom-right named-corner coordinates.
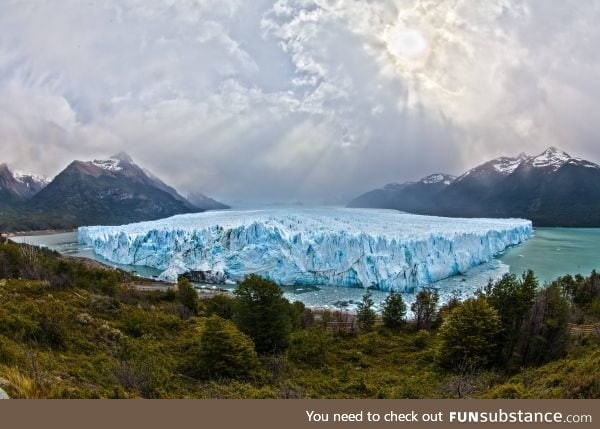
top-left (383, 22), bottom-right (431, 72)
top-left (386, 24), bottom-right (429, 61)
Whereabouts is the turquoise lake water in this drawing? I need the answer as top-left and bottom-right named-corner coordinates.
top-left (499, 228), bottom-right (600, 284)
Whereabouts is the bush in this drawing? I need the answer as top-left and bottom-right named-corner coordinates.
top-left (188, 316), bottom-right (259, 380)
top-left (205, 294), bottom-right (236, 319)
top-left (176, 278), bottom-right (199, 316)
top-left (411, 330), bottom-right (431, 350)
top-left (287, 328), bottom-right (333, 366)
top-left (1, 301), bottom-right (72, 349)
top-left (36, 307), bottom-right (70, 349)
top-left (115, 335), bottom-right (172, 398)
top-left (0, 335), bottom-right (19, 365)
top-left (484, 383), bottom-right (529, 399)
top-left (437, 298), bottom-right (502, 371)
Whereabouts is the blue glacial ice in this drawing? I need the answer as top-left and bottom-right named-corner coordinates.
top-left (77, 208), bottom-right (533, 291)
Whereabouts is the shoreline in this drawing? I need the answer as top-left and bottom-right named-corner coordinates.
top-left (4, 228), bottom-right (77, 237)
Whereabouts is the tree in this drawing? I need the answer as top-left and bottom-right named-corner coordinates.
top-left (411, 289), bottom-right (439, 329)
top-left (233, 274), bottom-right (292, 354)
top-left (381, 291), bottom-right (407, 330)
top-left (483, 271), bottom-right (537, 365)
top-left (176, 277), bottom-right (199, 316)
top-left (437, 291), bottom-right (462, 322)
top-left (518, 284), bottom-right (570, 366)
top-left (205, 294), bottom-right (236, 320)
top-left (356, 291), bottom-right (377, 331)
top-left (559, 270), bottom-right (600, 309)
top-left (437, 298), bottom-right (502, 370)
top-left (288, 300), bottom-right (309, 330)
top-left (187, 315), bottom-right (259, 380)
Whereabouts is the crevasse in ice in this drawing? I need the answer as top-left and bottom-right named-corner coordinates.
top-left (78, 208), bottom-right (533, 291)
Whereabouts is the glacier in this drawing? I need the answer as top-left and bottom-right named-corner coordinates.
top-left (78, 208), bottom-right (533, 291)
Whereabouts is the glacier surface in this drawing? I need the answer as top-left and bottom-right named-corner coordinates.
top-left (78, 208), bottom-right (533, 291)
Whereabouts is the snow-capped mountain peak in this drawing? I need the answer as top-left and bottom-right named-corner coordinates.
top-left (530, 147), bottom-right (571, 170)
top-left (490, 154), bottom-right (529, 175)
top-left (14, 171), bottom-right (50, 188)
top-left (91, 159), bottom-right (123, 172)
top-left (0, 164), bottom-right (49, 198)
top-left (89, 153), bottom-right (135, 172)
top-left (457, 147), bottom-right (575, 181)
top-left (420, 173), bottom-right (456, 185)
top-left (456, 154), bottom-right (528, 182)
top-left (567, 157), bottom-right (600, 169)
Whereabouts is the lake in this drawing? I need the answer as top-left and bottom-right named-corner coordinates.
top-left (11, 227), bottom-right (600, 310)
top-left (498, 227), bottom-right (600, 283)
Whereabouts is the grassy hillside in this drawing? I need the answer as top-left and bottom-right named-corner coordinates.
top-left (0, 238), bottom-right (598, 398)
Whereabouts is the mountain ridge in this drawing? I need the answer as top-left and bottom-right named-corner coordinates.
top-left (0, 153), bottom-right (228, 231)
top-left (348, 147), bottom-right (600, 227)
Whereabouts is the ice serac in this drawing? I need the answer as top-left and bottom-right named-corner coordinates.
top-left (78, 208), bottom-right (533, 291)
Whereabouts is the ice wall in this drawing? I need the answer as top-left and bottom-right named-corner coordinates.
top-left (78, 208), bottom-right (533, 291)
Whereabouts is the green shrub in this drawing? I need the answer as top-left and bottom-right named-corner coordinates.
top-left (187, 316), bottom-right (259, 380)
top-left (176, 277), bottom-right (199, 316)
top-left (205, 294), bottom-right (236, 319)
top-left (437, 298), bottom-right (502, 371)
top-left (114, 335), bottom-right (172, 398)
top-left (0, 335), bottom-right (19, 365)
top-left (484, 383), bottom-right (529, 399)
top-left (287, 328), bottom-right (333, 366)
top-left (411, 330), bottom-right (431, 350)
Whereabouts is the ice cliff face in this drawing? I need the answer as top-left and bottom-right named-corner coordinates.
top-left (78, 208), bottom-right (533, 291)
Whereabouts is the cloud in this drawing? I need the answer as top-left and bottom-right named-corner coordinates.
top-left (1, 0), bottom-right (600, 203)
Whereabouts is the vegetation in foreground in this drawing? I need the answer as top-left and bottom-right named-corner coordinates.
top-left (0, 237), bottom-right (599, 399)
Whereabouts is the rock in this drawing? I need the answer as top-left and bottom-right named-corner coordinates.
top-left (0, 387), bottom-right (10, 399)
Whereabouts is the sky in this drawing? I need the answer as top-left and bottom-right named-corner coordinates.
top-left (1, 0), bottom-right (600, 204)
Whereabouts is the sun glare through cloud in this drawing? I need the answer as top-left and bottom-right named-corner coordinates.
top-left (384, 24), bottom-right (429, 69)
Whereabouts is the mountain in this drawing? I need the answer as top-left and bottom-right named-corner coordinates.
top-left (0, 153), bottom-right (231, 231)
top-left (347, 147), bottom-right (600, 227)
top-left (432, 153), bottom-right (530, 217)
top-left (476, 148), bottom-right (600, 226)
top-left (0, 163), bottom-right (48, 204)
top-left (14, 172), bottom-right (50, 196)
top-left (347, 173), bottom-right (456, 213)
top-left (187, 192), bottom-right (230, 211)
top-left (19, 153), bottom-right (201, 228)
